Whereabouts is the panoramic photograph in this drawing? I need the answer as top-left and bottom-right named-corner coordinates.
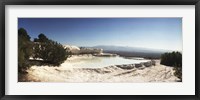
top-left (18, 18), bottom-right (182, 82)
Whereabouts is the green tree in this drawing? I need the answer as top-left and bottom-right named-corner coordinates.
top-left (160, 51), bottom-right (182, 67)
top-left (33, 34), bottom-right (70, 66)
top-left (33, 38), bottom-right (39, 42)
top-left (18, 28), bottom-right (33, 72)
top-left (38, 33), bottom-right (48, 42)
top-left (160, 51), bottom-right (182, 81)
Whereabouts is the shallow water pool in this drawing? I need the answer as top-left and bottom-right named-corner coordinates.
top-left (62, 56), bottom-right (150, 68)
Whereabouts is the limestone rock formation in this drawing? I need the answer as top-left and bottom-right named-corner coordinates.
top-left (64, 45), bottom-right (103, 55)
top-left (64, 45), bottom-right (80, 54)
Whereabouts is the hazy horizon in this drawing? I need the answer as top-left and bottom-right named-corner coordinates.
top-left (18, 18), bottom-right (182, 51)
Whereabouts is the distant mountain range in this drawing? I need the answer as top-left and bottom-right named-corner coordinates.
top-left (92, 45), bottom-right (173, 53)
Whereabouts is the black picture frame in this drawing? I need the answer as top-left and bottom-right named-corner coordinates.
top-left (0, 0), bottom-right (200, 100)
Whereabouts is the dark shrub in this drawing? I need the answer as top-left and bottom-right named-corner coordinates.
top-left (160, 51), bottom-right (182, 81)
top-left (160, 51), bottom-right (182, 67)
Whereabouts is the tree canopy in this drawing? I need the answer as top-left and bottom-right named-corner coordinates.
top-left (18, 28), bottom-right (71, 74)
top-left (18, 28), bottom-right (33, 72)
top-left (32, 33), bottom-right (70, 66)
top-left (160, 51), bottom-right (182, 81)
top-left (160, 51), bottom-right (182, 67)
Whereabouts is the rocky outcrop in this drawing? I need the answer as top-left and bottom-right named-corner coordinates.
top-left (143, 61), bottom-right (152, 67)
top-left (135, 63), bottom-right (143, 68)
top-left (116, 60), bottom-right (156, 69)
top-left (143, 60), bottom-right (156, 67)
top-left (152, 60), bottom-right (156, 66)
top-left (64, 45), bottom-right (103, 55)
top-left (116, 64), bottom-right (135, 70)
top-left (79, 47), bottom-right (103, 54)
top-left (64, 45), bottom-right (80, 54)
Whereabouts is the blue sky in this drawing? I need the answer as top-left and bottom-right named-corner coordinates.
top-left (18, 18), bottom-right (182, 51)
